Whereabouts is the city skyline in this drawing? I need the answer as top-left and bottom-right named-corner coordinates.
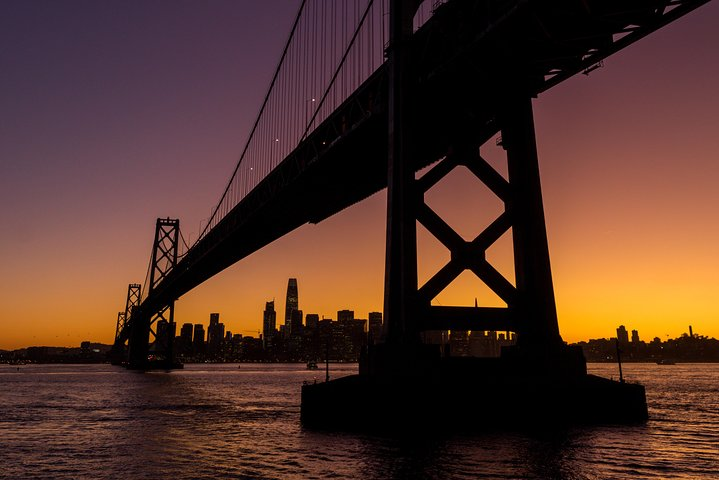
top-left (2, 1), bottom-right (719, 349)
top-left (1, 273), bottom-right (708, 351)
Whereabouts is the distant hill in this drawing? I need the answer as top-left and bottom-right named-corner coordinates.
top-left (0, 342), bottom-right (114, 363)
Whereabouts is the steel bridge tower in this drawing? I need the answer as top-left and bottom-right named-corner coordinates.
top-left (127, 218), bottom-right (181, 369)
top-left (109, 283), bottom-right (142, 365)
top-left (375, 0), bottom-right (574, 375)
top-left (302, 0), bottom-right (647, 429)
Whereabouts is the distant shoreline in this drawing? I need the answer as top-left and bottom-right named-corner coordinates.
top-left (4, 360), bottom-right (719, 366)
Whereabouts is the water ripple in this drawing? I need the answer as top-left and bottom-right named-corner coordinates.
top-left (1, 363), bottom-right (718, 479)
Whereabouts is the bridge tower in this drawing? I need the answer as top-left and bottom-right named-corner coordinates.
top-left (127, 218), bottom-right (180, 369)
top-left (124, 283), bottom-right (141, 325)
top-left (376, 0), bottom-right (579, 375)
top-left (110, 283), bottom-right (141, 364)
top-left (304, 2), bottom-right (647, 427)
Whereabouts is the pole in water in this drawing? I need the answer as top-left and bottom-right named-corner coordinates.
top-left (615, 338), bottom-right (624, 383)
top-left (325, 340), bottom-right (330, 383)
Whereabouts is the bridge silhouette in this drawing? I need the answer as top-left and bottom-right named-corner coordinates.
top-left (112, 0), bottom-right (710, 427)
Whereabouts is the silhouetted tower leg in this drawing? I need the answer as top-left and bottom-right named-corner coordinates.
top-left (114, 311), bottom-right (126, 344)
top-left (501, 95), bottom-right (562, 351)
top-left (383, 0), bottom-right (423, 347)
top-left (128, 219), bottom-right (179, 369)
top-left (110, 311), bottom-right (127, 365)
top-left (113, 283), bottom-right (141, 364)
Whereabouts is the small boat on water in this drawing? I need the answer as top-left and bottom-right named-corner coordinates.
top-left (656, 359), bottom-right (676, 365)
top-left (306, 360), bottom-right (318, 370)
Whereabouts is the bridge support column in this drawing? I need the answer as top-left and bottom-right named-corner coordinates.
top-left (127, 311), bottom-right (151, 368)
top-left (113, 283), bottom-right (141, 365)
top-left (114, 311), bottom-right (126, 345)
top-left (501, 94), bottom-right (563, 353)
top-left (374, 0), bottom-right (434, 379)
top-left (109, 311), bottom-right (127, 365)
top-left (383, 0), bottom-right (423, 348)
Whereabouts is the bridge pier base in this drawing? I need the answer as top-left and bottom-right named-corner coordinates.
top-left (301, 349), bottom-right (647, 431)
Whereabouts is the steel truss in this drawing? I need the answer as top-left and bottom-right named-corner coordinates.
top-left (127, 219), bottom-right (179, 368)
top-left (413, 95), bottom-right (562, 350)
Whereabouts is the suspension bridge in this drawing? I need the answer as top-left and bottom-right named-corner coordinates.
top-left (111, 0), bottom-right (711, 427)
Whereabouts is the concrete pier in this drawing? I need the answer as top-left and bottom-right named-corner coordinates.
top-left (301, 346), bottom-right (647, 431)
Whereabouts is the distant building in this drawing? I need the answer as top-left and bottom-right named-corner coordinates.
top-left (422, 330), bottom-right (448, 350)
top-left (155, 319), bottom-right (175, 352)
top-left (285, 309), bottom-right (304, 359)
top-left (179, 323), bottom-right (193, 355)
top-left (290, 309), bottom-right (304, 337)
top-left (469, 331), bottom-right (498, 357)
top-left (345, 319), bottom-right (367, 360)
top-left (180, 323), bottom-right (193, 343)
top-left (285, 278), bottom-right (299, 337)
top-left (631, 329), bottom-right (640, 344)
top-left (263, 301), bottom-right (277, 347)
top-left (337, 309), bottom-right (354, 323)
top-left (466, 330), bottom-right (516, 357)
top-left (207, 313), bottom-right (225, 356)
top-left (368, 312), bottom-right (382, 342)
top-left (617, 325), bottom-right (629, 344)
top-left (193, 324), bottom-right (205, 354)
top-left (302, 313), bottom-right (321, 360)
top-left (449, 330), bottom-right (470, 356)
top-left (305, 313), bottom-right (320, 331)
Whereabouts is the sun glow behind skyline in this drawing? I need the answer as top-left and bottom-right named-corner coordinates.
top-left (1, 1), bottom-right (718, 350)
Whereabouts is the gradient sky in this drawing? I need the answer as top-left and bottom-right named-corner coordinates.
top-left (1, 0), bottom-right (718, 350)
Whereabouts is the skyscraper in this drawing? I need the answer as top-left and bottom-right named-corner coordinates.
top-left (337, 309), bottom-right (354, 323)
top-left (193, 324), bottom-right (205, 354)
top-left (290, 309), bottom-right (304, 337)
top-left (263, 301), bottom-right (277, 347)
top-left (180, 323), bottom-right (193, 342)
top-left (285, 278), bottom-right (299, 336)
top-left (179, 323), bottom-right (193, 355)
top-left (368, 312), bottom-right (382, 342)
top-left (207, 313), bottom-right (224, 356)
top-left (616, 325), bottom-right (629, 344)
top-left (305, 313), bottom-right (320, 331)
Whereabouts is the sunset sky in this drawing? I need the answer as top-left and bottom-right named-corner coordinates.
top-left (1, 0), bottom-right (718, 350)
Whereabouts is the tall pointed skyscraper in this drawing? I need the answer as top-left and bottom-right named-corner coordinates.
top-left (284, 278), bottom-right (299, 336)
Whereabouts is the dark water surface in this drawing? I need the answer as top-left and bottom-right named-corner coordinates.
top-left (1, 363), bottom-right (717, 479)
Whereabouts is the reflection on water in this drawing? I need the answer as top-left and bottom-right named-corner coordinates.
top-left (1, 363), bottom-right (717, 479)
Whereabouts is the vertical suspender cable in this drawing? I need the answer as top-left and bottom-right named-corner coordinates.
top-left (302, 0), bottom-right (375, 141)
top-left (194, 0), bottom-right (308, 246)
